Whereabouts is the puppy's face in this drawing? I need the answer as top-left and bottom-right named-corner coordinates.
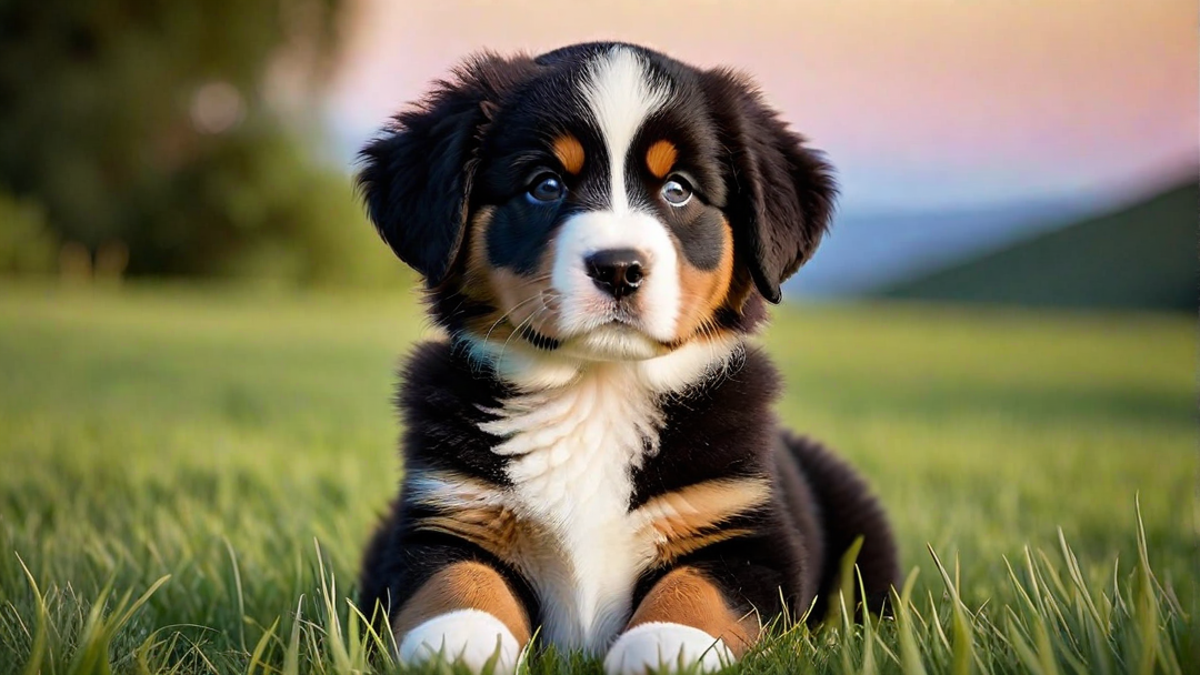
top-left (466, 49), bottom-right (737, 360)
top-left (360, 43), bottom-right (835, 363)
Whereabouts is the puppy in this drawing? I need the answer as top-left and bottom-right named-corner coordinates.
top-left (356, 42), bottom-right (899, 675)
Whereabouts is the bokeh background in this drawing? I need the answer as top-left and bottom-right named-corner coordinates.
top-left (3, 0), bottom-right (1195, 302)
top-left (1, 1), bottom-right (1196, 673)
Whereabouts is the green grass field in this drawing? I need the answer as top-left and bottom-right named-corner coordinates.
top-left (0, 284), bottom-right (1195, 674)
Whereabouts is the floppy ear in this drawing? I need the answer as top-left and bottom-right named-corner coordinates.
top-left (701, 68), bottom-right (838, 304)
top-left (357, 53), bottom-right (535, 286)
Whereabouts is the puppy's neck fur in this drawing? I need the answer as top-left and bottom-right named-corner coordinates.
top-left (460, 333), bottom-right (747, 395)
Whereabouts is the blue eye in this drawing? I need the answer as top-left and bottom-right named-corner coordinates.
top-left (527, 173), bottom-right (565, 203)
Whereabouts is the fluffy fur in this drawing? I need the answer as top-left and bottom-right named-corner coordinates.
top-left (356, 42), bottom-right (898, 674)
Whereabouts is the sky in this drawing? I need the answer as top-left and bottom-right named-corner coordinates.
top-left (326, 0), bottom-right (1197, 212)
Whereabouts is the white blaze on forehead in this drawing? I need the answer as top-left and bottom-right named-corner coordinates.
top-left (582, 47), bottom-right (670, 214)
top-left (544, 47), bottom-right (680, 351)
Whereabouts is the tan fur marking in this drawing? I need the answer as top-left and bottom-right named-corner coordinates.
top-left (641, 477), bottom-right (771, 539)
top-left (463, 207), bottom-right (502, 308)
top-left (392, 561), bottom-right (532, 647)
top-left (462, 205), bottom-right (562, 342)
top-left (636, 477), bottom-right (770, 567)
top-left (553, 134), bottom-right (585, 175)
top-left (674, 217), bottom-right (736, 340)
top-left (410, 472), bottom-right (524, 563)
top-left (412, 510), bottom-right (520, 559)
top-left (408, 472), bottom-right (553, 575)
top-left (626, 567), bottom-right (760, 656)
top-left (722, 264), bottom-right (757, 317)
top-left (655, 528), bottom-right (756, 567)
top-left (645, 140), bottom-right (678, 179)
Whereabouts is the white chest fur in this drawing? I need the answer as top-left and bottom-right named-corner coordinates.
top-left (478, 366), bottom-right (663, 653)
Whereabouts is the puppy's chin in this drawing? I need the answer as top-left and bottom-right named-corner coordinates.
top-left (557, 324), bottom-right (671, 362)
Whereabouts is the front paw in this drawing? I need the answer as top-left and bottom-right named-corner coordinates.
top-left (397, 609), bottom-right (521, 675)
top-left (603, 622), bottom-right (734, 675)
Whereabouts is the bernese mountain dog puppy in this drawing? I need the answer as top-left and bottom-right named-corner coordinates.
top-left (356, 42), bottom-right (899, 675)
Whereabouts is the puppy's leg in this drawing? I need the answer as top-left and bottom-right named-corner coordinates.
top-left (604, 567), bottom-right (758, 675)
top-left (393, 561), bottom-right (531, 675)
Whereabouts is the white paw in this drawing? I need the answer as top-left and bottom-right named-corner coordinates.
top-left (397, 609), bottom-right (521, 675)
top-left (603, 622), bottom-right (734, 675)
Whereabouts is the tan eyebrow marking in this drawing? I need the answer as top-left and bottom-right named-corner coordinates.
top-left (646, 140), bottom-right (678, 179)
top-left (552, 134), bottom-right (585, 175)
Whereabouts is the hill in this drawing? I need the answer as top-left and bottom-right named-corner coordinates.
top-left (788, 198), bottom-right (1089, 296)
top-left (878, 178), bottom-right (1198, 311)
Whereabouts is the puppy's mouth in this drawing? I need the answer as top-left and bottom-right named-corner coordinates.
top-left (513, 317), bottom-right (676, 357)
top-left (498, 294), bottom-right (677, 357)
top-left (605, 305), bottom-right (642, 328)
top-left (515, 324), bottom-right (562, 351)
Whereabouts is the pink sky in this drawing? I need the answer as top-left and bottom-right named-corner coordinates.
top-left (328, 0), bottom-right (1197, 209)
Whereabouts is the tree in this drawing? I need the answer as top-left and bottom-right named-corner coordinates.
top-left (0, 0), bottom-right (396, 285)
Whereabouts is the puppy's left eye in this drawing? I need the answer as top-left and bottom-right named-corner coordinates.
top-left (661, 176), bottom-right (692, 207)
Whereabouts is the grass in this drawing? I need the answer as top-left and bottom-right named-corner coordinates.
top-left (0, 283), bottom-right (1194, 674)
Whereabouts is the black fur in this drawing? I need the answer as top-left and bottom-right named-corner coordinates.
top-left (775, 433), bottom-right (900, 619)
top-left (359, 341), bottom-right (542, 627)
top-left (360, 342), bottom-right (899, 632)
top-left (394, 341), bottom-right (515, 485)
top-left (631, 348), bottom-right (777, 506)
top-left (358, 53), bottom-right (538, 287)
top-left (355, 41), bottom-right (898, 657)
top-left (630, 347), bottom-right (810, 622)
top-left (700, 67), bottom-right (838, 304)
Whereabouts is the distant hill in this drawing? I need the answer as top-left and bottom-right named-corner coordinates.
top-left (877, 179), bottom-right (1198, 311)
top-left (788, 198), bottom-right (1091, 296)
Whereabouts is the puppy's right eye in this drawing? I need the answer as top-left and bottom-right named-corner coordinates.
top-left (527, 173), bottom-right (566, 203)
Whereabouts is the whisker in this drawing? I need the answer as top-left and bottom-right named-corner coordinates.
top-left (483, 293), bottom-right (545, 343)
top-left (498, 305), bottom-right (547, 367)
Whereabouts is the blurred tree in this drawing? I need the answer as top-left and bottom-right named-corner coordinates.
top-left (0, 0), bottom-right (400, 285)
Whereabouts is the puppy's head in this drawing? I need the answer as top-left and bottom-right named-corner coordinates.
top-left (359, 43), bottom-right (835, 363)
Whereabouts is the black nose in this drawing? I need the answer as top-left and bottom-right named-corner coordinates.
top-left (585, 249), bottom-right (646, 300)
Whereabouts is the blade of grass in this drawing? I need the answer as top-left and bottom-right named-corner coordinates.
top-left (894, 568), bottom-right (927, 675)
top-left (927, 544), bottom-right (974, 675)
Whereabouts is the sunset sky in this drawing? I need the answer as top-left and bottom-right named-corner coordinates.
top-left (327, 0), bottom-right (1196, 211)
